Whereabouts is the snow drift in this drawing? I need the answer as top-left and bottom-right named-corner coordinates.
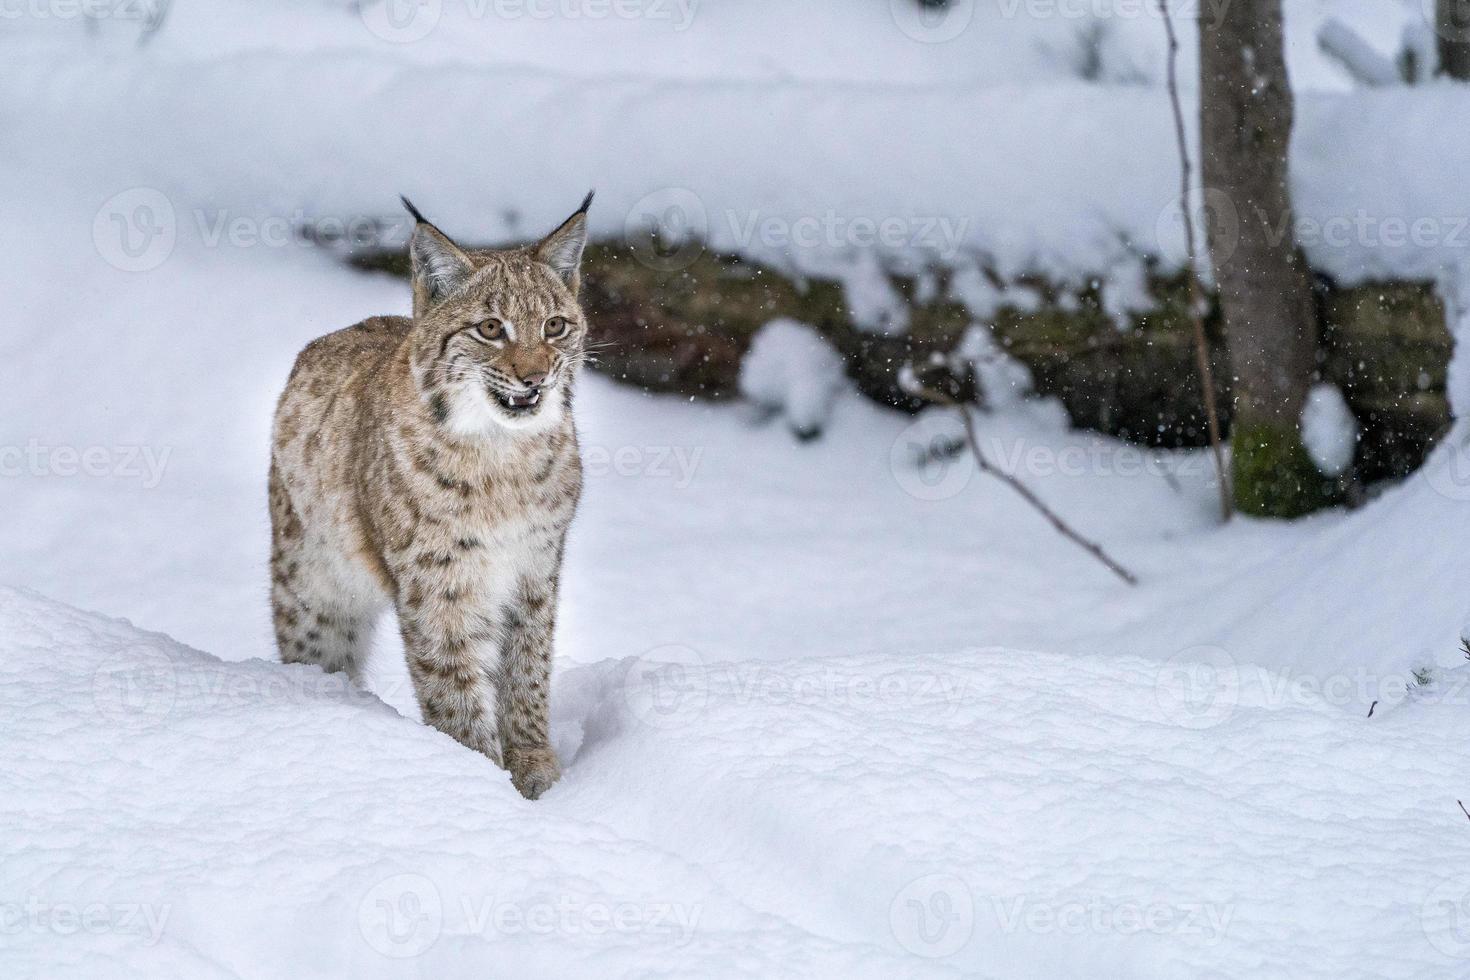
top-left (4, 586), bottom-right (1469, 978)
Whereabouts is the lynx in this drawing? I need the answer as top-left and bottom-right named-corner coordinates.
top-left (268, 194), bottom-right (593, 799)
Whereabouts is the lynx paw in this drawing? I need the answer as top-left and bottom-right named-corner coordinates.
top-left (505, 745), bottom-right (561, 800)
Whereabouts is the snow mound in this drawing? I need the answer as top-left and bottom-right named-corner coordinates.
top-left (957, 324), bottom-right (1036, 411)
top-left (1301, 383), bottom-right (1358, 477)
top-left (839, 251), bottom-right (911, 335)
top-left (12, 41), bottom-right (1470, 291)
top-left (5, 586), bottom-right (1470, 978)
top-left (0, 588), bottom-right (934, 979)
top-left (739, 318), bottom-right (849, 439)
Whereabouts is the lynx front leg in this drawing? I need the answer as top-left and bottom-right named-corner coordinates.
top-left (398, 598), bottom-right (503, 767)
top-left (498, 576), bottom-right (562, 800)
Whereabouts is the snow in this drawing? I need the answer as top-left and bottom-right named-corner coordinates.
top-left (839, 250), bottom-right (912, 335)
top-left (1300, 383), bottom-right (1359, 476)
top-left (956, 325), bottom-right (1038, 411)
top-left (7, 582), bottom-right (1470, 979)
top-left (7, 168), bottom-right (1470, 971)
top-left (6, 214), bottom-right (1470, 975)
top-left (3, 0), bottom-right (1396, 90)
top-left (948, 266), bottom-right (1044, 321)
top-left (4, 144), bottom-right (1469, 698)
top-left (738, 318), bottom-right (850, 439)
top-left (7, 1), bottom-right (1470, 976)
top-left (1101, 255), bottom-right (1157, 330)
top-left (1316, 17), bottom-right (1402, 87)
top-left (0, 588), bottom-right (929, 978)
top-left (6, 1), bottom-right (1470, 311)
top-left (1438, 260), bottom-right (1470, 417)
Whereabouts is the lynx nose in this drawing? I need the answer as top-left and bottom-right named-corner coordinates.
top-left (519, 371), bottom-right (548, 391)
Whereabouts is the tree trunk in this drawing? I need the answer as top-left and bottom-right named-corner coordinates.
top-left (1439, 0), bottom-right (1470, 80)
top-left (1199, 0), bottom-right (1338, 516)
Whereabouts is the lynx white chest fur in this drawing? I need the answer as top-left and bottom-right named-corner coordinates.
top-left (268, 195), bottom-right (593, 799)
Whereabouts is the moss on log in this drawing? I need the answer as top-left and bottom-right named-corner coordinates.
top-left (1231, 418), bottom-right (1345, 517)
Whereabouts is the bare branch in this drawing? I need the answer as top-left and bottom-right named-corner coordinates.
top-left (908, 381), bottom-right (1138, 587)
top-left (1158, 0), bottom-right (1232, 523)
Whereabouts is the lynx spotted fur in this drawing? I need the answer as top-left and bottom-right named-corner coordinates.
top-left (268, 194), bottom-right (592, 799)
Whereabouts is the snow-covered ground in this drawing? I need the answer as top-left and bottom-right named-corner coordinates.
top-left (6, 186), bottom-right (1470, 978)
top-left (6, 1), bottom-right (1470, 977)
top-left (8, 579), bottom-right (1470, 979)
top-left (0, 0), bottom-right (1422, 89)
top-left (6, 0), bottom-right (1470, 293)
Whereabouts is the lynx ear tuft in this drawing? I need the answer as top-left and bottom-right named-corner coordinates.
top-left (534, 191), bottom-right (593, 290)
top-left (400, 195), bottom-right (428, 225)
top-left (403, 198), bottom-right (474, 311)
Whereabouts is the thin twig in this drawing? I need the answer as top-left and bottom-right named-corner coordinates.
top-left (1159, 0), bottom-right (1232, 523)
top-left (1458, 800), bottom-right (1470, 822)
top-left (911, 384), bottom-right (1138, 586)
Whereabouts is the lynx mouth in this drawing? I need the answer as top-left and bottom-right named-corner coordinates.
top-left (492, 387), bottom-right (542, 413)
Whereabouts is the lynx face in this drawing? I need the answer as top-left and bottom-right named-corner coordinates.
top-left (405, 196), bottom-right (591, 434)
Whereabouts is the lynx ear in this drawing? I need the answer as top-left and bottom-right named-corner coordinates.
top-left (403, 197), bottom-right (474, 314)
top-left (533, 191), bottom-right (593, 292)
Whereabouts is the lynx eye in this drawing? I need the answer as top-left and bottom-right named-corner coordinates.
top-left (544, 316), bottom-right (572, 340)
top-left (470, 320), bottom-right (506, 343)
